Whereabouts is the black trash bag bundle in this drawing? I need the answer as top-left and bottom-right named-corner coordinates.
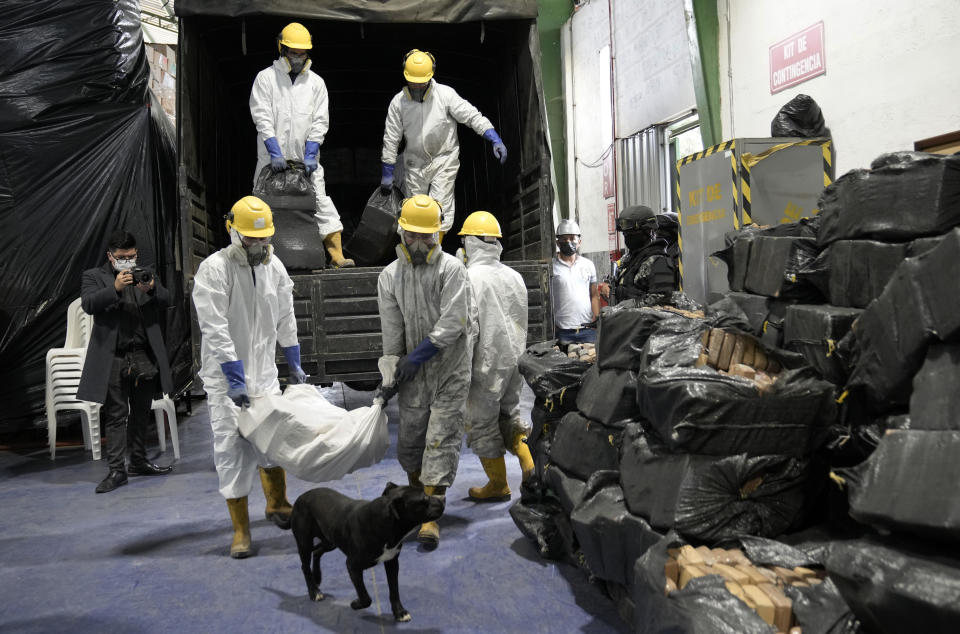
top-left (711, 292), bottom-right (797, 349)
top-left (909, 344), bottom-right (960, 431)
top-left (508, 495), bottom-right (577, 562)
top-left (575, 365), bottom-right (642, 426)
top-left (596, 303), bottom-right (680, 371)
top-left (784, 580), bottom-right (862, 634)
top-left (543, 463), bottom-right (587, 515)
top-left (826, 536), bottom-right (960, 634)
top-left (712, 227), bottom-right (760, 291)
top-left (844, 258), bottom-right (933, 409)
top-left (816, 152), bottom-right (960, 247)
top-left (743, 236), bottom-right (824, 301)
top-left (771, 94), bottom-right (831, 138)
top-left (620, 425), bottom-right (809, 541)
top-left (839, 430), bottom-right (960, 542)
top-left (548, 411), bottom-right (622, 480)
top-left (802, 240), bottom-right (910, 308)
top-left (908, 233), bottom-right (948, 257)
top-left (909, 227), bottom-right (960, 342)
top-left (345, 188), bottom-right (403, 266)
top-left (822, 421), bottom-right (885, 468)
top-left (253, 161), bottom-right (314, 207)
top-left (518, 340), bottom-right (592, 405)
top-left (631, 532), bottom-right (774, 634)
top-left (569, 471), bottom-right (664, 587)
top-left (783, 304), bottom-right (863, 385)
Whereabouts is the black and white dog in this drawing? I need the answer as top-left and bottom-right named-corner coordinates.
top-left (291, 482), bottom-right (444, 622)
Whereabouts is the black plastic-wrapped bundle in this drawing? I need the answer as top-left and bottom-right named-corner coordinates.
top-left (841, 430), bottom-right (960, 541)
top-left (911, 228), bottom-right (960, 342)
top-left (712, 228), bottom-right (758, 292)
top-left (817, 152), bottom-right (960, 247)
top-left (574, 365), bottom-right (641, 426)
top-left (548, 411), bottom-right (622, 480)
top-left (845, 258), bottom-right (933, 409)
top-left (744, 236), bottom-right (823, 300)
top-left (909, 344), bottom-right (960, 431)
top-left (631, 532), bottom-right (774, 634)
top-left (529, 396), bottom-right (566, 482)
top-left (255, 165), bottom-right (329, 270)
top-left (771, 94), bottom-right (831, 138)
top-left (345, 188), bottom-right (403, 266)
top-left (816, 240), bottom-right (909, 308)
top-left (709, 292), bottom-right (796, 350)
top-left (619, 425), bottom-right (808, 541)
top-left (518, 340), bottom-right (592, 403)
top-left (508, 496), bottom-right (577, 562)
top-left (826, 536), bottom-right (960, 633)
top-left (543, 463), bottom-right (587, 515)
top-left (254, 162), bottom-right (314, 208)
top-left (638, 364), bottom-right (836, 458)
top-left (596, 304), bottom-right (677, 371)
top-left (783, 304), bottom-right (862, 384)
top-left (569, 472), bottom-right (664, 587)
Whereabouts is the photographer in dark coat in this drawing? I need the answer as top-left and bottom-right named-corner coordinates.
top-left (77, 230), bottom-right (174, 493)
top-left (606, 205), bottom-right (679, 305)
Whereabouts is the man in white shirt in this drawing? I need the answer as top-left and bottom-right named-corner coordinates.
top-left (551, 219), bottom-right (600, 345)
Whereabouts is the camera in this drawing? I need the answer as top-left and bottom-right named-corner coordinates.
top-left (131, 267), bottom-right (153, 285)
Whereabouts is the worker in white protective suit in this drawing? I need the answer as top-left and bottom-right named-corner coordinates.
top-left (249, 22), bottom-right (354, 268)
top-left (456, 211), bottom-right (535, 502)
top-left (192, 196), bottom-right (308, 559)
top-left (377, 194), bottom-right (473, 549)
top-left (379, 49), bottom-right (508, 244)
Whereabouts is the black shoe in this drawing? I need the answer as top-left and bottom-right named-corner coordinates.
top-left (128, 461), bottom-right (173, 476)
top-left (96, 470), bottom-right (128, 494)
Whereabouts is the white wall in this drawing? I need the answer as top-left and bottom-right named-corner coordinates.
top-left (719, 0), bottom-right (960, 175)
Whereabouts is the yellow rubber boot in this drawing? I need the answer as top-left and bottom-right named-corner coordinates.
top-left (259, 466), bottom-right (294, 530)
top-left (226, 497), bottom-right (252, 559)
top-left (511, 433), bottom-right (535, 482)
top-left (406, 470), bottom-right (423, 490)
top-left (418, 485), bottom-right (445, 549)
top-left (468, 456), bottom-right (511, 501)
top-left (322, 231), bottom-right (355, 268)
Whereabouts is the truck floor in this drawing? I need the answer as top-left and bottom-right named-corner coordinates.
top-left (0, 384), bottom-right (628, 633)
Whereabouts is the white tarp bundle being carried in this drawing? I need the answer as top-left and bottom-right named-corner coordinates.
top-left (237, 383), bottom-right (390, 482)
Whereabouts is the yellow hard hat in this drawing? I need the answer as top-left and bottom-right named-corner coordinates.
top-left (399, 195), bottom-right (442, 233)
top-left (458, 211), bottom-right (502, 238)
top-left (226, 196), bottom-right (275, 237)
top-left (403, 49), bottom-right (435, 83)
top-left (278, 23), bottom-right (312, 52)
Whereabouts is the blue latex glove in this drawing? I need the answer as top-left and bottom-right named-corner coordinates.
top-left (482, 129), bottom-right (507, 165)
top-left (395, 338), bottom-right (439, 384)
top-left (264, 136), bottom-right (287, 172)
top-left (304, 141), bottom-right (320, 176)
top-left (380, 163), bottom-right (396, 195)
top-left (282, 344), bottom-right (307, 384)
top-left (220, 360), bottom-right (250, 408)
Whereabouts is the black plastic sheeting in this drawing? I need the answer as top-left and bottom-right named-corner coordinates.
top-left (631, 532), bottom-right (775, 634)
top-left (801, 240), bottom-right (909, 309)
top-left (543, 463), bottom-right (586, 516)
top-left (0, 1), bottom-right (188, 429)
top-left (743, 236), bottom-right (823, 301)
top-left (710, 292), bottom-right (796, 349)
top-left (619, 426), bottom-right (809, 542)
top-left (771, 94), bottom-right (831, 138)
top-left (817, 152), bottom-right (960, 247)
top-left (826, 536), bottom-right (960, 633)
top-left (909, 344), bottom-right (960, 431)
top-left (518, 340), bottom-right (591, 404)
top-left (783, 304), bottom-right (862, 385)
top-left (345, 188), bottom-right (402, 266)
top-left (254, 163), bottom-right (328, 270)
top-left (575, 365), bottom-right (641, 427)
top-left (508, 492), bottom-right (577, 563)
top-left (596, 303), bottom-right (677, 371)
top-left (841, 430), bottom-right (960, 542)
top-left (175, 0), bottom-right (538, 21)
top-left (548, 411), bottom-right (622, 481)
top-left (569, 471), bottom-right (663, 588)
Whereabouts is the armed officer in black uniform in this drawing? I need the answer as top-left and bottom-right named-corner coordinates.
top-left (608, 205), bottom-right (679, 305)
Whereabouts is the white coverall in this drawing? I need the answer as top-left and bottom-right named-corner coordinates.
top-left (381, 80), bottom-right (494, 234)
top-left (250, 58), bottom-right (342, 237)
top-left (461, 237), bottom-right (530, 458)
top-left (192, 242), bottom-right (299, 499)
top-left (377, 244), bottom-right (473, 486)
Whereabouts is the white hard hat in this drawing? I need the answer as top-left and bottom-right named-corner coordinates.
top-left (556, 219), bottom-right (581, 236)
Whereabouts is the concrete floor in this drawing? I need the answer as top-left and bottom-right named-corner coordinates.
top-left (0, 383), bottom-right (628, 633)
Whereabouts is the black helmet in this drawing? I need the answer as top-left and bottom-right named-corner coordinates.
top-left (616, 205), bottom-right (657, 232)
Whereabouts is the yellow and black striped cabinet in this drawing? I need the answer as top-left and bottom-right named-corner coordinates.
top-left (675, 137), bottom-right (834, 305)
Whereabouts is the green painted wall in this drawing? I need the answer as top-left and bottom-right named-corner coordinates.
top-left (692, 0), bottom-right (721, 147)
top-left (537, 0), bottom-right (573, 218)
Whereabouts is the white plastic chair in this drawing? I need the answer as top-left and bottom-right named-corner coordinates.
top-left (152, 394), bottom-right (180, 459)
top-left (46, 298), bottom-right (100, 459)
